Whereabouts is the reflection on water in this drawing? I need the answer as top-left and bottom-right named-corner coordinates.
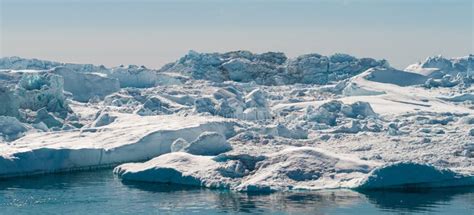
top-left (360, 188), bottom-right (474, 213)
top-left (121, 180), bottom-right (364, 214)
top-left (0, 170), bottom-right (473, 214)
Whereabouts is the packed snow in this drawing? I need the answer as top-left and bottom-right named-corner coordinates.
top-left (0, 52), bottom-right (473, 193)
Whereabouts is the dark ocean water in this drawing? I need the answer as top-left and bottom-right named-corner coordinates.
top-left (0, 170), bottom-right (473, 214)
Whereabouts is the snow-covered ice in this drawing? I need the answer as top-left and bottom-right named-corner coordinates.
top-left (0, 111), bottom-right (234, 177)
top-left (115, 147), bottom-right (474, 191)
top-left (0, 116), bottom-right (27, 141)
top-left (357, 162), bottom-right (474, 190)
top-left (171, 131), bottom-right (232, 155)
top-left (114, 147), bottom-right (378, 191)
top-left (0, 52), bottom-right (473, 192)
top-left (52, 67), bottom-right (120, 102)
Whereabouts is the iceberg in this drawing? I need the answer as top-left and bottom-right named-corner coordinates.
top-left (115, 147), bottom-right (378, 192)
top-left (362, 67), bottom-right (428, 87)
top-left (0, 114), bottom-right (235, 177)
top-left (0, 85), bottom-right (20, 118)
top-left (0, 56), bottom-right (108, 73)
top-left (115, 149), bottom-right (474, 192)
top-left (52, 67), bottom-right (120, 102)
top-left (16, 72), bottom-right (71, 115)
top-left (159, 50), bottom-right (387, 85)
top-left (357, 162), bottom-right (474, 190)
top-left (0, 53), bottom-right (472, 194)
top-left (0, 116), bottom-right (27, 141)
top-left (171, 132), bottom-right (232, 156)
top-left (109, 65), bottom-right (158, 88)
top-left (405, 55), bottom-right (473, 89)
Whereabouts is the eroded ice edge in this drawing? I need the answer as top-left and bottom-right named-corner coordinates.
top-left (0, 53), bottom-right (473, 192)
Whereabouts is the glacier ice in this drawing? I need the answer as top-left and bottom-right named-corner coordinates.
top-left (0, 85), bottom-right (20, 118)
top-left (115, 149), bottom-right (474, 192)
top-left (303, 100), bottom-right (377, 127)
top-left (342, 82), bottom-right (385, 96)
top-left (109, 65), bottom-right (158, 88)
top-left (0, 57), bottom-right (62, 70)
top-left (363, 68), bottom-right (428, 87)
top-left (34, 108), bottom-right (64, 129)
top-left (90, 111), bottom-right (117, 127)
top-left (0, 53), bottom-right (473, 193)
top-left (114, 147), bottom-right (378, 191)
top-left (171, 132), bottom-right (232, 156)
top-left (0, 116), bottom-right (27, 141)
top-left (52, 67), bottom-right (120, 102)
top-left (357, 162), bottom-right (474, 190)
top-left (405, 55), bottom-right (473, 89)
top-left (194, 97), bottom-right (217, 114)
top-left (263, 123), bottom-right (308, 139)
top-left (0, 114), bottom-right (235, 177)
top-left (0, 56), bottom-right (108, 73)
top-left (159, 50), bottom-right (388, 85)
top-left (16, 72), bottom-right (70, 115)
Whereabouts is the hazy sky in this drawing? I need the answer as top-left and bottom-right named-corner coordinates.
top-left (1, 0), bottom-right (472, 69)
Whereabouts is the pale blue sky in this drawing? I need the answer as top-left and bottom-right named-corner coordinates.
top-left (1, 0), bottom-right (472, 69)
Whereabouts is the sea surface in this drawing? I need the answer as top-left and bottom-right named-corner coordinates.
top-left (0, 170), bottom-right (473, 214)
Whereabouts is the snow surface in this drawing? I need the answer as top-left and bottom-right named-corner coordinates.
top-left (0, 112), bottom-right (234, 177)
top-left (0, 53), bottom-right (473, 192)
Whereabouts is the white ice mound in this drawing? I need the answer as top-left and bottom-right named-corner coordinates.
top-left (0, 114), bottom-right (234, 178)
top-left (191, 88), bottom-right (273, 121)
top-left (406, 54), bottom-right (473, 78)
top-left (0, 56), bottom-right (108, 73)
top-left (114, 152), bottom-right (218, 186)
top-left (109, 65), bottom-right (157, 88)
top-left (159, 50), bottom-right (387, 85)
top-left (155, 72), bottom-right (186, 86)
top-left (356, 162), bottom-right (474, 190)
top-left (439, 93), bottom-right (474, 103)
top-left (16, 72), bottom-right (71, 114)
top-left (263, 124), bottom-right (308, 139)
top-left (171, 132), bottom-right (232, 156)
top-left (52, 67), bottom-right (120, 102)
top-left (0, 85), bottom-right (20, 118)
top-left (342, 82), bottom-right (385, 96)
top-left (115, 147), bottom-right (379, 192)
top-left (287, 53), bottom-right (387, 85)
top-left (90, 111), bottom-right (117, 127)
top-left (234, 147), bottom-right (377, 192)
top-left (242, 89), bottom-right (272, 120)
top-left (363, 67), bottom-right (428, 86)
top-left (304, 100), bottom-right (377, 126)
top-left (0, 116), bottom-right (27, 142)
top-left (115, 148), bottom-right (474, 192)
